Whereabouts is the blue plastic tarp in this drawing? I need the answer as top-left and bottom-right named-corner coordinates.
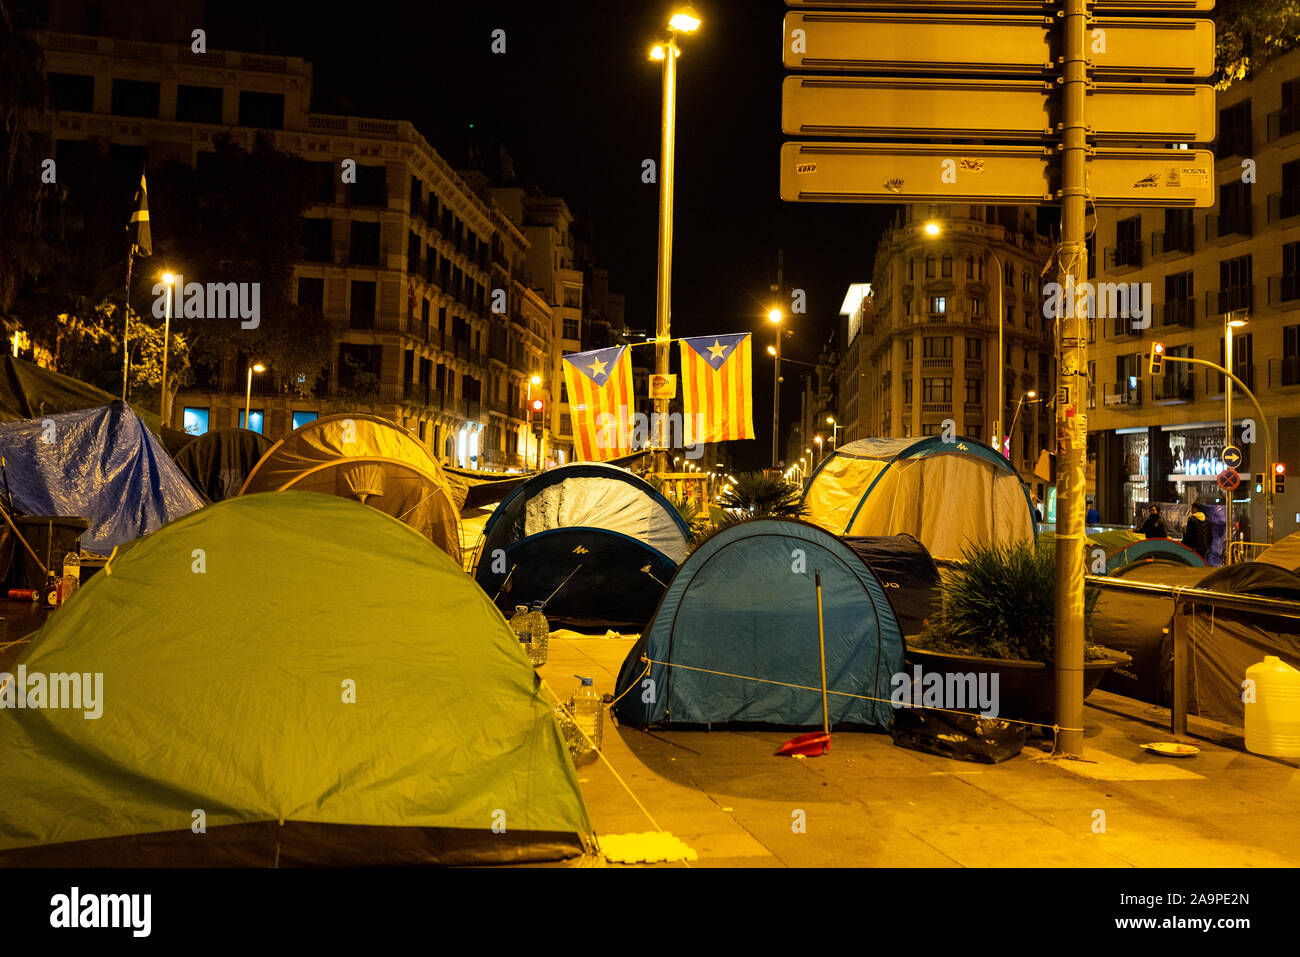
top-left (0, 403), bottom-right (204, 553)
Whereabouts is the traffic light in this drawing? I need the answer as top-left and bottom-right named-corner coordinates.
top-left (530, 397), bottom-right (544, 432)
top-left (1273, 462), bottom-right (1286, 494)
top-left (1148, 341), bottom-right (1165, 375)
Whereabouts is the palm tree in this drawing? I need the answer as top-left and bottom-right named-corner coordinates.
top-left (718, 472), bottom-right (807, 518)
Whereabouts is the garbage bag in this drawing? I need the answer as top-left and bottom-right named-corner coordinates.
top-left (890, 706), bottom-right (1027, 764)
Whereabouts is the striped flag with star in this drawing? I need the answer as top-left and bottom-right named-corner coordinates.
top-left (562, 345), bottom-right (635, 461)
top-left (127, 170), bottom-right (152, 257)
top-left (679, 333), bottom-right (755, 445)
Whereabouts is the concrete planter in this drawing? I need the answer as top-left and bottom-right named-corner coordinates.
top-left (904, 646), bottom-right (1132, 729)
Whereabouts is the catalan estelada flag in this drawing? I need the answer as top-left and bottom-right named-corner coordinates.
top-left (679, 333), bottom-right (755, 445)
top-left (127, 171), bottom-right (151, 257)
top-left (562, 345), bottom-right (635, 461)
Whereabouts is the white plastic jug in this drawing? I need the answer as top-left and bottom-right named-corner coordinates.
top-left (1245, 656), bottom-right (1300, 758)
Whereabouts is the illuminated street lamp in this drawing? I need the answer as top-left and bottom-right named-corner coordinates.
top-left (1007, 390), bottom-right (1040, 464)
top-left (924, 221), bottom-right (1006, 458)
top-left (244, 362), bottom-right (266, 431)
top-left (769, 307), bottom-right (784, 470)
top-left (159, 271), bottom-right (176, 427)
top-left (826, 416), bottom-right (843, 449)
top-left (650, 6), bottom-right (702, 473)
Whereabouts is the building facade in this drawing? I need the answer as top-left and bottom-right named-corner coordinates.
top-left (1088, 47), bottom-right (1300, 539)
top-left (34, 26), bottom-right (642, 471)
top-left (858, 205), bottom-right (1056, 495)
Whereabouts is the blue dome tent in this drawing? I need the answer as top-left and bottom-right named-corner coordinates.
top-left (474, 462), bottom-right (690, 629)
top-left (614, 519), bottom-right (905, 728)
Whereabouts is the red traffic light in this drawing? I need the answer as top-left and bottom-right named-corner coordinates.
top-left (1275, 463), bottom-right (1286, 475)
top-left (530, 398), bottom-right (544, 412)
top-left (1152, 342), bottom-right (1165, 355)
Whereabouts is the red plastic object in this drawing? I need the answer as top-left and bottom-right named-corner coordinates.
top-left (776, 731), bottom-right (831, 757)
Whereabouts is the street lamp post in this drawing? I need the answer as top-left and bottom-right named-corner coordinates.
top-left (1225, 313), bottom-right (1246, 556)
top-left (651, 8), bottom-right (700, 475)
top-left (1007, 391), bottom-right (1038, 467)
top-left (244, 362), bottom-right (266, 430)
top-left (826, 416), bottom-right (842, 450)
top-left (160, 271), bottom-right (175, 428)
top-left (924, 221), bottom-right (1005, 456)
top-left (769, 309), bottom-right (783, 470)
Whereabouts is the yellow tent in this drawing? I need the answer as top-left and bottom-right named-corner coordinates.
top-left (240, 413), bottom-right (461, 561)
top-left (802, 436), bottom-right (1036, 560)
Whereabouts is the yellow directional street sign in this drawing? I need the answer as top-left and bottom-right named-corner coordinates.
top-left (782, 76), bottom-right (1216, 142)
top-left (780, 142), bottom-right (1214, 207)
top-left (784, 12), bottom-right (1215, 78)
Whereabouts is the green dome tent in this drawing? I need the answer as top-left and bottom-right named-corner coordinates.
top-left (0, 492), bottom-right (592, 865)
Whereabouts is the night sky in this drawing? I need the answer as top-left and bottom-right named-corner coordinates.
top-left (204, 0), bottom-right (898, 468)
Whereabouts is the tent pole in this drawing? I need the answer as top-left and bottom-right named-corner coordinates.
top-left (0, 500), bottom-right (48, 580)
top-left (815, 570), bottom-right (829, 737)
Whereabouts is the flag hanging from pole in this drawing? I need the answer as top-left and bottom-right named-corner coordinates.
top-left (562, 345), bottom-right (635, 461)
top-left (679, 333), bottom-right (755, 445)
top-left (128, 171), bottom-right (151, 257)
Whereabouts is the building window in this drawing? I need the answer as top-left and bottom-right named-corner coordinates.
top-left (925, 255), bottom-right (936, 278)
top-left (349, 164), bottom-right (387, 207)
top-left (302, 218), bottom-right (332, 263)
top-left (47, 73), bottom-right (94, 112)
top-left (238, 91), bottom-right (284, 129)
top-left (176, 84), bottom-right (222, 124)
top-left (965, 377), bottom-right (981, 404)
top-left (922, 378), bottom-right (952, 403)
top-left (905, 339), bottom-right (914, 360)
top-left (563, 318), bottom-right (581, 339)
top-left (1217, 181), bottom-right (1252, 236)
top-left (971, 297), bottom-right (984, 318)
top-left (1217, 254), bottom-right (1253, 313)
top-left (1218, 100), bottom-right (1251, 156)
top-left (349, 280), bottom-right (377, 329)
top-left (110, 78), bottom-right (160, 118)
top-left (928, 296), bottom-right (946, 315)
top-left (292, 411), bottom-right (318, 430)
top-left (350, 221), bottom-right (381, 266)
top-left (923, 336), bottom-right (952, 358)
top-left (908, 258), bottom-right (915, 281)
top-left (182, 408), bottom-right (209, 436)
top-left (941, 254), bottom-right (952, 278)
top-left (904, 379), bottom-right (913, 404)
top-left (966, 424), bottom-right (981, 440)
top-left (238, 410), bottom-right (265, 433)
top-left (966, 338), bottom-right (982, 360)
top-left (297, 277), bottom-right (324, 315)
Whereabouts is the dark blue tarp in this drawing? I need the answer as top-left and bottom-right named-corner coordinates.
top-left (614, 518), bottom-right (906, 729)
top-left (0, 403), bottom-right (204, 553)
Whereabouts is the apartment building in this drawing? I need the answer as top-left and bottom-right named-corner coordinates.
top-left (859, 206), bottom-right (1056, 488)
top-left (1088, 47), bottom-right (1300, 537)
top-left (37, 27), bottom-right (559, 470)
top-left (834, 283), bottom-right (874, 446)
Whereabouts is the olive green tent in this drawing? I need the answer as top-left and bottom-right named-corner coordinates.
top-left (0, 492), bottom-right (592, 865)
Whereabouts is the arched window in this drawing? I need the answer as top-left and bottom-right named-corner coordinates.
top-left (941, 254), bottom-right (953, 277)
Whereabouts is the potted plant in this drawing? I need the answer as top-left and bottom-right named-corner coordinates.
top-left (906, 540), bottom-right (1130, 728)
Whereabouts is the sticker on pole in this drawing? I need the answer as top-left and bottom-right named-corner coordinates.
top-left (1217, 467), bottom-right (1241, 492)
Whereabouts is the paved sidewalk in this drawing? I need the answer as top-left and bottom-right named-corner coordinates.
top-left (541, 635), bottom-right (1300, 868)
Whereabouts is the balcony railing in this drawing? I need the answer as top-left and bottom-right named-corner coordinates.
top-left (1151, 373), bottom-right (1194, 403)
top-left (1102, 381), bottom-right (1142, 408)
top-left (1268, 190), bottom-right (1300, 225)
top-left (1268, 274), bottom-right (1300, 307)
top-left (1161, 298), bottom-right (1195, 328)
top-left (1267, 356), bottom-right (1300, 388)
top-left (1207, 286), bottom-right (1254, 316)
top-left (1151, 228), bottom-right (1194, 257)
top-left (1207, 209), bottom-right (1253, 240)
top-left (1104, 242), bottom-right (1143, 270)
top-left (921, 356), bottom-right (952, 368)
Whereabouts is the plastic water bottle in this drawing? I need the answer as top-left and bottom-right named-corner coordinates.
top-left (509, 604), bottom-right (532, 659)
top-left (571, 675), bottom-right (603, 755)
top-left (527, 601), bottom-right (549, 666)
